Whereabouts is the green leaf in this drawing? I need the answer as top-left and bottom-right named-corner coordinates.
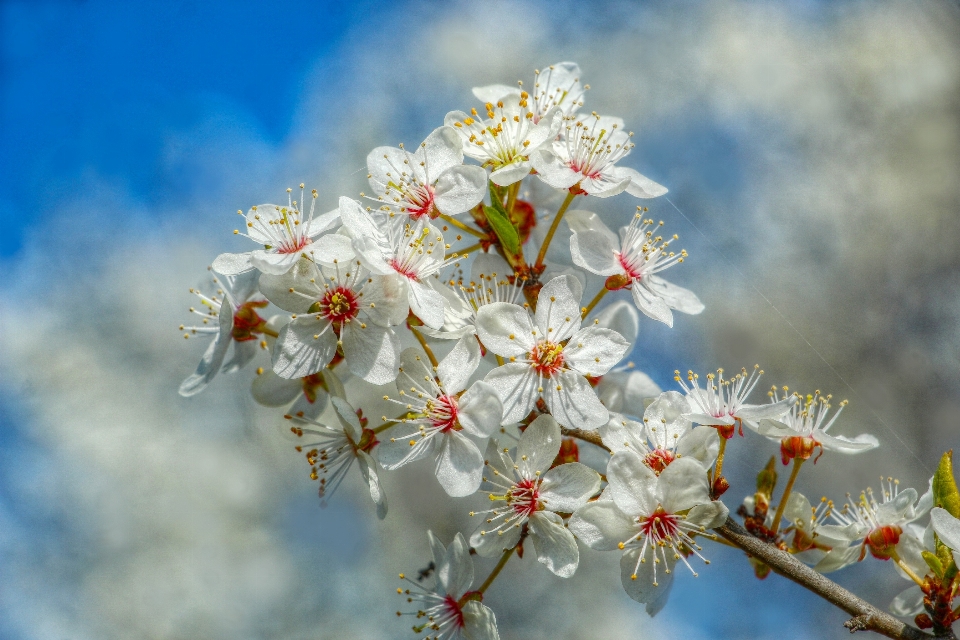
top-left (484, 183), bottom-right (521, 256)
top-left (937, 544), bottom-right (957, 580)
top-left (934, 451), bottom-right (960, 518)
top-left (756, 456), bottom-right (778, 498)
top-left (923, 550), bottom-right (945, 578)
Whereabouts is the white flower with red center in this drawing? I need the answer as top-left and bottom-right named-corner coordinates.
top-left (423, 254), bottom-right (525, 340)
top-left (212, 185), bottom-right (346, 276)
top-left (259, 256), bottom-right (406, 385)
top-left (396, 532), bottom-right (500, 640)
top-left (599, 391), bottom-right (720, 473)
top-left (570, 212), bottom-right (703, 327)
top-left (476, 275), bottom-right (630, 430)
top-left (469, 414), bottom-right (600, 577)
top-left (777, 492), bottom-right (859, 566)
top-left (751, 388), bottom-right (879, 465)
top-left (569, 453), bottom-right (728, 615)
top-left (444, 94), bottom-right (562, 187)
top-left (472, 62), bottom-right (587, 124)
top-left (378, 336), bottom-right (503, 497)
top-left (285, 395), bottom-right (387, 519)
top-left (531, 113), bottom-right (667, 198)
top-left (339, 196), bottom-right (460, 330)
top-left (365, 126), bottom-right (487, 220)
top-left (676, 365), bottom-right (795, 439)
top-left (179, 269), bottom-right (269, 397)
top-left (814, 478), bottom-right (931, 573)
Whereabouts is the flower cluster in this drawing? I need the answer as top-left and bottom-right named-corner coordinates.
top-left (177, 61), bottom-right (947, 637)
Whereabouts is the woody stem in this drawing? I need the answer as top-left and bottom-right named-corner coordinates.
top-left (581, 287), bottom-right (609, 319)
top-left (771, 458), bottom-right (805, 534)
top-left (455, 242), bottom-right (484, 257)
top-left (439, 213), bottom-right (487, 238)
top-left (477, 546), bottom-right (515, 595)
top-left (534, 192), bottom-right (577, 269)
top-left (410, 327), bottom-right (439, 368)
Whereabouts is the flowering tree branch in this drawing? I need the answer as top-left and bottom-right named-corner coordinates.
top-left (714, 517), bottom-right (933, 640)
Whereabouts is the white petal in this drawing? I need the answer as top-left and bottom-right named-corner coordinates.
top-left (596, 370), bottom-right (662, 417)
top-left (178, 303), bottom-right (234, 396)
top-left (436, 431), bottom-right (484, 497)
top-left (544, 370), bottom-right (608, 430)
top-left (517, 414), bottom-right (562, 478)
top-left (620, 547), bottom-right (675, 615)
top-left (420, 126), bottom-right (464, 180)
top-left (563, 327), bottom-right (630, 376)
top-left (570, 230), bottom-right (622, 276)
top-left (736, 397), bottom-right (797, 421)
top-left (341, 321), bottom-right (400, 385)
top-left (631, 282), bottom-right (674, 327)
top-left (352, 234), bottom-right (394, 276)
top-left (272, 315), bottom-right (337, 379)
top-left (644, 275), bottom-right (704, 315)
top-left (471, 83), bottom-right (520, 104)
top-left (470, 252), bottom-right (512, 281)
top-left (643, 391), bottom-right (693, 447)
top-left (331, 396), bottom-right (363, 442)
top-left (599, 413), bottom-right (646, 454)
top-left (594, 300), bottom-right (640, 347)
top-left (250, 370), bottom-right (300, 407)
top-left (607, 450), bottom-right (659, 517)
top-left (438, 532), bottom-right (474, 599)
top-left (304, 207), bottom-right (341, 237)
top-left (529, 511), bottom-right (580, 578)
top-left (540, 462), bottom-right (601, 512)
top-left (437, 335), bottom-right (481, 394)
top-left (211, 251), bottom-right (255, 276)
top-left (407, 278), bottom-right (446, 330)
top-left (658, 457), bottom-right (712, 514)
top-left (483, 363), bottom-right (539, 425)
top-left (530, 149), bottom-right (581, 189)
top-left (614, 166), bottom-right (668, 199)
top-left (814, 545), bottom-right (861, 573)
top-left (457, 381), bottom-right (503, 438)
top-left (476, 302), bottom-right (536, 357)
top-left (378, 429), bottom-right (437, 470)
top-left (754, 418), bottom-right (798, 438)
top-left (366, 146), bottom-right (414, 195)
top-left (676, 427), bottom-right (720, 467)
top-left (489, 160), bottom-right (532, 186)
top-left (525, 106), bottom-right (562, 149)
top-left (535, 275), bottom-right (583, 342)
top-left (356, 450), bottom-right (387, 520)
top-left (462, 602), bottom-right (501, 640)
top-left (890, 585), bottom-right (925, 617)
top-left (434, 165), bottom-right (487, 216)
top-left (302, 233), bottom-right (354, 266)
top-left (250, 250), bottom-right (300, 276)
top-left (360, 273), bottom-right (408, 327)
top-left (427, 531), bottom-right (447, 569)
top-left (931, 507), bottom-right (960, 551)
top-left (471, 517), bottom-right (522, 558)
top-left (580, 171), bottom-right (631, 198)
top-left (258, 258), bottom-right (323, 313)
top-left (817, 432), bottom-right (880, 454)
top-left (220, 339), bottom-right (258, 373)
top-left (685, 501), bottom-right (729, 529)
top-left (287, 389), bottom-right (327, 420)
top-left (568, 501), bottom-right (638, 551)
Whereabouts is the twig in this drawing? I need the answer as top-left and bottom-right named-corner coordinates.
top-left (560, 426), bottom-right (610, 452)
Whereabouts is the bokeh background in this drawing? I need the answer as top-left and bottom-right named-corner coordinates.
top-left (2, 1), bottom-right (959, 638)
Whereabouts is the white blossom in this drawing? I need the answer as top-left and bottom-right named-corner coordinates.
top-left (569, 453), bottom-right (728, 615)
top-left (476, 275), bottom-right (630, 430)
top-left (365, 126), bottom-right (487, 219)
top-left (470, 415), bottom-right (600, 577)
top-left (378, 337), bottom-right (503, 497)
top-left (212, 185), bottom-right (343, 276)
top-left (472, 62), bottom-right (586, 123)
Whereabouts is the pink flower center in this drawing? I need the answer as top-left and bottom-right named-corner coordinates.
top-left (616, 251), bottom-right (643, 280)
top-left (530, 340), bottom-right (565, 377)
top-left (276, 236), bottom-right (311, 254)
top-left (567, 159), bottom-right (602, 180)
top-left (442, 595), bottom-right (466, 629)
top-left (644, 449), bottom-right (675, 474)
top-left (427, 395), bottom-right (460, 432)
top-left (389, 257), bottom-right (419, 279)
top-left (319, 287), bottom-right (359, 324)
top-left (639, 507), bottom-right (680, 542)
top-left (405, 184), bottom-right (436, 219)
top-left (508, 478), bottom-right (541, 517)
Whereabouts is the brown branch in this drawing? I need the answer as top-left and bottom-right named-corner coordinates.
top-left (560, 426), bottom-right (610, 452)
top-left (715, 517), bottom-right (932, 640)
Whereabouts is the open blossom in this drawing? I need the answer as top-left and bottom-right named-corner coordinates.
top-left (815, 477), bottom-right (931, 573)
top-left (599, 391), bottom-right (720, 473)
top-left (751, 388), bottom-right (879, 465)
top-left (251, 362), bottom-right (342, 422)
top-left (532, 113), bottom-right (667, 198)
top-left (285, 395), bottom-right (387, 519)
top-left (676, 365), bottom-right (795, 438)
top-left (260, 256), bottom-right (405, 384)
top-left (477, 275), bottom-right (630, 430)
top-left (365, 126), bottom-right (487, 219)
top-left (179, 269), bottom-right (268, 396)
top-left (570, 213), bottom-right (703, 326)
top-left (777, 492), bottom-right (860, 566)
top-left (569, 453), bottom-right (728, 615)
top-left (470, 415), bottom-right (600, 577)
top-left (444, 93), bottom-right (561, 186)
top-left (378, 337), bottom-right (503, 497)
top-left (212, 185), bottom-right (345, 276)
top-left (339, 196), bottom-right (459, 330)
top-left (472, 62), bottom-right (586, 123)
top-left (397, 532), bottom-right (499, 640)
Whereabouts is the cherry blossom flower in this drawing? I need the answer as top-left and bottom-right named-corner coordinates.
top-left (212, 185), bottom-right (344, 276)
top-left (470, 414), bottom-right (600, 577)
top-left (569, 453), bottom-right (728, 615)
top-left (396, 532), bottom-right (500, 640)
top-left (378, 337), bottom-right (503, 497)
top-left (777, 492), bottom-right (859, 566)
top-left (476, 275), bottom-right (630, 430)
top-left (285, 395), bottom-right (387, 519)
top-left (570, 212), bottom-right (703, 327)
top-left (365, 126), bottom-right (487, 220)
top-left (532, 114), bottom-right (667, 198)
top-left (444, 94), bottom-right (562, 186)
top-left (751, 388), bottom-right (879, 465)
top-left (599, 391), bottom-right (720, 473)
top-left (251, 364), bottom-right (342, 422)
top-left (472, 62), bottom-right (586, 123)
top-left (676, 365), bottom-right (795, 438)
top-left (339, 196), bottom-right (460, 330)
top-left (179, 269), bottom-right (268, 396)
top-left (259, 256), bottom-right (405, 384)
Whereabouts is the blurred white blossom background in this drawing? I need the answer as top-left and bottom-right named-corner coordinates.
top-left (1, 1), bottom-right (959, 638)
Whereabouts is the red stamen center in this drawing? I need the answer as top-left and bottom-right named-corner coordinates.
top-left (508, 478), bottom-right (541, 517)
top-left (644, 449), bottom-right (676, 474)
top-left (428, 395), bottom-right (460, 432)
top-left (231, 300), bottom-right (269, 341)
top-left (320, 287), bottom-right (359, 324)
top-left (639, 507), bottom-right (680, 541)
top-left (530, 340), bottom-right (565, 377)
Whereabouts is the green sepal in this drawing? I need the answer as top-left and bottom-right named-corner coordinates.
top-left (923, 550), bottom-right (945, 579)
top-left (307, 301), bottom-right (322, 314)
top-left (933, 451), bottom-right (960, 518)
top-left (756, 456), bottom-right (778, 498)
top-left (484, 182), bottom-right (521, 256)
